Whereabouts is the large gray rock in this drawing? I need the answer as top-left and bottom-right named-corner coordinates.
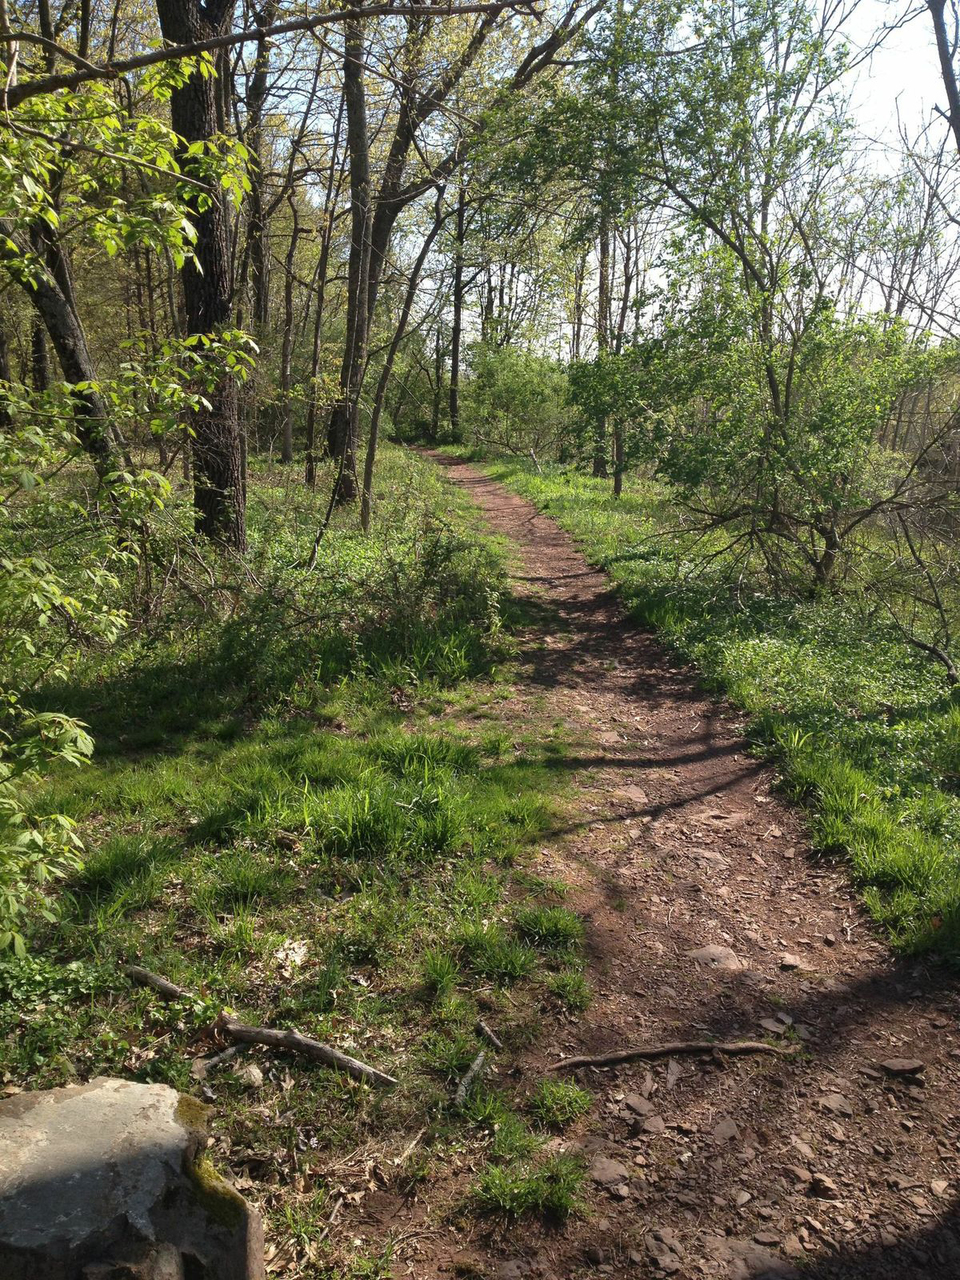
top-left (0, 1077), bottom-right (264, 1280)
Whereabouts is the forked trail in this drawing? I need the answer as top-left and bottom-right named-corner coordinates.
top-left (382, 453), bottom-right (960, 1279)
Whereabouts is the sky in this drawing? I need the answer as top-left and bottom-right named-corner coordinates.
top-left (846, 0), bottom-right (949, 146)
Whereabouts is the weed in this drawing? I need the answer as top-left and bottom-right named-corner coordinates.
top-left (514, 904), bottom-right (584, 952)
top-left (472, 1153), bottom-right (585, 1221)
top-left (546, 967), bottom-right (592, 1012)
top-left (527, 1079), bottom-right (592, 1130)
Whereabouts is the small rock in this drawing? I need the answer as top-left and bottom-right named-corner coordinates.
top-left (932, 1180), bottom-right (949, 1197)
top-left (786, 1165), bottom-right (812, 1184)
top-left (783, 1234), bottom-right (804, 1258)
top-left (754, 1231), bottom-right (780, 1246)
top-left (643, 1115), bottom-right (666, 1135)
top-left (591, 1156), bottom-right (630, 1187)
top-left (687, 944), bottom-right (744, 971)
top-left (880, 1058), bottom-right (925, 1077)
top-left (735, 1190), bottom-right (752, 1207)
top-left (780, 953), bottom-right (803, 970)
top-left (822, 933), bottom-right (837, 946)
top-left (819, 1093), bottom-right (853, 1117)
top-left (585, 1245), bottom-right (607, 1265)
top-left (713, 1117), bottom-right (740, 1143)
top-left (809, 1173), bottom-right (841, 1200)
top-left (623, 1093), bottom-right (655, 1117)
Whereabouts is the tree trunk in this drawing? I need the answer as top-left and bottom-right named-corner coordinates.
top-left (326, 19), bottom-right (371, 505)
top-left (1, 219), bottom-right (115, 477)
top-left (156, 0), bottom-right (246, 550)
top-left (593, 209), bottom-right (610, 480)
top-left (448, 185), bottom-right (466, 438)
top-left (279, 201), bottom-right (299, 465)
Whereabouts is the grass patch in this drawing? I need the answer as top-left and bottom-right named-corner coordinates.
top-left (514, 904), bottom-right (584, 953)
top-left (472, 1153), bottom-right (585, 1222)
top-left (527, 1079), bottom-right (592, 1129)
top-left (476, 455), bottom-right (960, 959)
top-left (1, 446), bottom-right (586, 1271)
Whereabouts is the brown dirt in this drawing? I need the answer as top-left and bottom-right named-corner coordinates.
top-left (353, 453), bottom-right (960, 1280)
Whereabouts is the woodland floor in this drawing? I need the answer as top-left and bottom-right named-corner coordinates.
top-left (351, 451), bottom-right (960, 1280)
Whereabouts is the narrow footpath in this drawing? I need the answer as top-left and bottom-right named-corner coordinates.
top-left (383, 453), bottom-right (960, 1280)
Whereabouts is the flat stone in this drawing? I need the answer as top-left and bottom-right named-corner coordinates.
top-left (779, 953), bottom-right (803, 970)
top-left (713, 1117), bottom-right (740, 1143)
top-left (687, 944), bottom-right (744, 971)
top-left (0, 1077), bottom-right (263, 1280)
top-left (623, 1093), bottom-right (655, 1117)
top-left (819, 1093), bottom-right (854, 1117)
top-left (880, 1058), bottom-right (925, 1077)
top-left (590, 1156), bottom-right (630, 1187)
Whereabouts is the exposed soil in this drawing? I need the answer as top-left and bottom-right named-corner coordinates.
top-left (351, 453), bottom-right (960, 1280)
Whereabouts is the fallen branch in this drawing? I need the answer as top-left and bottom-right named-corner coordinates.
top-left (547, 1040), bottom-right (800, 1072)
top-left (217, 1014), bottom-right (398, 1089)
top-left (454, 1050), bottom-right (487, 1108)
top-left (124, 962), bottom-right (396, 1088)
top-left (125, 964), bottom-right (197, 1003)
top-left (475, 1019), bottom-right (503, 1051)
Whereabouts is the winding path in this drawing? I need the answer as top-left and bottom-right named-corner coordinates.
top-left (404, 453), bottom-right (960, 1280)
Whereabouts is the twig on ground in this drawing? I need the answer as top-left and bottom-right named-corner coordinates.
top-left (454, 1050), bottom-right (487, 1108)
top-left (124, 962), bottom-right (397, 1088)
top-left (190, 1044), bottom-right (243, 1079)
top-left (216, 1013), bottom-right (398, 1088)
top-left (394, 1127), bottom-right (427, 1166)
top-left (475, 1019), bottom-right (503, 1050)
top-left (547, 1040), bottom-right (800, 1071)
top-left (124, 964), bottom-right (196, 1002)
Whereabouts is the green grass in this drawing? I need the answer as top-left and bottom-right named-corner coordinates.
top-left (473, 456), bottom-right (960, 959)
top-left (472, 1153), bottom-right (585, 1222)
top-left (1, 446), bottom-right (586, 1271)
top-left (527, 1079), bottom-right (592, 1129)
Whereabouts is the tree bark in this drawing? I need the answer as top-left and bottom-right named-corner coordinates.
top-left (593, 208), bottom-right (610, 480)
top-left (156, 0), bottom-right (246, 550)
top-left (448, 184), bottom-right (466, 437)
top-left (326, 18), bottom-right (371, 505)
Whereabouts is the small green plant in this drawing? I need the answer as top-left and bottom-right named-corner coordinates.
top-left (421, 947), bottom-right (458, 997)
top-left (454, 921), bottom-right (536, 983)
top-left (546, 967), bottom-right (592, 1012)
top-left (472, 1153), bottom-right (585, 1222)
top-left (514, 904), bottom-right (584, 952)
top-left (527, 1079), bottom-right (592, 1130)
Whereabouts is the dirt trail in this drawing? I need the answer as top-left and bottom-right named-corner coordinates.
top-left (376, 454), bottom-right (960, 1280)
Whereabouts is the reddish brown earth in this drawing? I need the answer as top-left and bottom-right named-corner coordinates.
top-left (353, 453), bottom-right (960, 1280)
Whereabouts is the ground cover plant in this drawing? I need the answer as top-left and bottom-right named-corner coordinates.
top-left (469, 458), bottom-right (960, 958)
top-left (0, 447), bottom-right (589, 1272)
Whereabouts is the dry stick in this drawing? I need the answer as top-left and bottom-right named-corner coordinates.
top-left (190, 1044), bottom-right (243, 1079)
top-left (454, 1050), bottom-right (487, 1109)
top-left (217, 1014), bottom-right (398, 1089)
top-left (547, 1040), bottom-right (800, 1072)
top-left (124, 964), bottom-right (195, 1002)
top-left (475, 1019), bottom-right (503, 1051)
top-left (124, 964), bottom-right (396, 1088)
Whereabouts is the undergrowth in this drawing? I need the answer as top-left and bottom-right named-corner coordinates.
top-left (0, 447), bottom-right (587, 1271)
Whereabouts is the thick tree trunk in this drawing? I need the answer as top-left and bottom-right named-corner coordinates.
top-left (156, 0), bottom-right (246, 550)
